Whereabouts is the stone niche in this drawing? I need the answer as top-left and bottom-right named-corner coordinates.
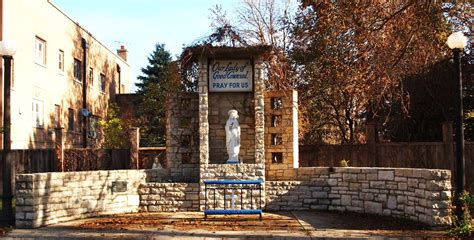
top-left (209, 92), bottom-right (255, 164)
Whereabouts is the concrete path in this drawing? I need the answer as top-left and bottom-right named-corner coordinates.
top-left (2, 211), bottom-right (449, 239)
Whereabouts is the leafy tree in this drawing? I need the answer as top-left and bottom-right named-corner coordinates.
top-left (135, 43), bottom-right (179, 146)
top-left (290, 1), bottom-right (471, 143)
top-left (201, 1), bottom-right (472, 143)
top-left (99, 103), bottom-right (130, 149)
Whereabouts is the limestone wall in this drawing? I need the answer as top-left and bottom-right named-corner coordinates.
top-left (266, 167), bottom-right (451, 226)
top-left (15, 170), bottom-right (146, 228)
top-left (139, 183), bottom-right (200, 212)
top-left (16, 167), bottom-right (452, 228)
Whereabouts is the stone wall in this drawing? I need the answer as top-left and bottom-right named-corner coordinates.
top-left (15, 170), bottom-right (146, 228)
top-left (208, 92), bottom-right (255, 164)
top-left (166, 93), bottom-right (200, 182)
top-left (266, 167), bottom-right (451, 226)
top-left (16, 167), bottom-right (452, 228)
top-left (139, 183), bottom-right (200, 212)
top-left (264, 90), bottom-right (299, 179)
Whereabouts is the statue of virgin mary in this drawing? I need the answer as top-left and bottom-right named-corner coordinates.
top-left (225, 109), bottom-right (240, 163)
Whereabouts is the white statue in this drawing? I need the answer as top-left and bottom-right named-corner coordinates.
top-left (225, 109), bottom-right (240, 163)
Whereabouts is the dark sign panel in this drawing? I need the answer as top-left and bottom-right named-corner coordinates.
top-left (210, 60), bottom-right (253, 92)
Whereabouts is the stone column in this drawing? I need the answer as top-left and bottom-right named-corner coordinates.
top-left (253, 58), bottom-right (266, 209)
top-left (130, 127), bottom-right (140, 169)
top-left (254, 58), bottom-right (265, 165)
top-left (198, 57), bottom-right (209, 211)
top-left (198, 58), bottom-right (209, 167)
top-left (165, 94), bottom-right (174, 170)
top-left (292, 90), bottom-right (299, 169)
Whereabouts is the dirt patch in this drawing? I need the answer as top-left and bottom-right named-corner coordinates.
top-left (78, 212), bottom-right (303, 232)
top-left (77, 211), bottom-right (437, 233)
top-left (304, 211), bottom-right (432, 230)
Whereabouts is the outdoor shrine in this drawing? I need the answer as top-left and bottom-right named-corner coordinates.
top-left (14, 46), bottom-right (452, 229)
top-left (165, 46), bottom-right (299, 213)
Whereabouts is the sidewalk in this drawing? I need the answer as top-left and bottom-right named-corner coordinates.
top-left (3, 211), bottom-right (450, 239)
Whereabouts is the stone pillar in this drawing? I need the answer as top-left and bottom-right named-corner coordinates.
top-left (197, 57), bottom-right (209, 211)
top-left (366, 123), bottom-right (378, 166)
top-left (165, 94), bottom-right (174, 170)
top-left (130, 127), bottom-right (140, 169)
top-left (254, 58), bottom-right (265, 165)
top-left (442, 122), bottom-right (454, 171)
top-left (292, 90), bottom-right (299, 169)
top-left (253, 58), bottom-right (266, 209)
top-left (198, 58), bottom-right (209, 167)
top-left (54, 128), bottom-right (64, 172)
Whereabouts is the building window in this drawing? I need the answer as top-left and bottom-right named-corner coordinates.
top-left (73, 59), bottom-right (82, 81)
top-left (35, 37), bottom-right (46, 65)
top-left (88, 68), bottom-right (93, 89)
top-left (58, 50), bottom-right (64, 72)
top-left (54, 104), bottom-right (61, 128)
top-left (32, 99), bottom-right (44, 128)
top-left (99, 73), bottom-right (106, 92)
top-left (68, 108), bottom-right (74, 131)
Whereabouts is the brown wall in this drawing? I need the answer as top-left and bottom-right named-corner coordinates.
top-left (208, 92), bottom-right (255, 164)
top-left (1, 0), bottom-right (131, 149)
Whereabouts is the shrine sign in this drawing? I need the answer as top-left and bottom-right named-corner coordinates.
top-left (209, 60), bottom-right (253, 92)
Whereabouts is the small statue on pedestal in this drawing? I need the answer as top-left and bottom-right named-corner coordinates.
top-left (225, 109), bottom-right (240, 164)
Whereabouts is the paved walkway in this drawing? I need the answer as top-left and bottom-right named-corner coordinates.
top-left (3, 211), bottom-right (450, 239)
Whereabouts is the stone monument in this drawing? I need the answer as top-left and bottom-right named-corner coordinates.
top-left (225, 109), bottom-right (240, 163)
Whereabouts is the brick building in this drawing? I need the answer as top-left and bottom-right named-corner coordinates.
top-left (0, 0), bottom-right (131, 149)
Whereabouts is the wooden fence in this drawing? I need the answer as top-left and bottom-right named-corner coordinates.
top-left (299, 143), bottom-right (453, 168)
top-left (0, 149), bottom-right (132, 175)
top-left (63, 149), bottom-right (131, 171)
top-left (9, 149), bottom-right (57, 174)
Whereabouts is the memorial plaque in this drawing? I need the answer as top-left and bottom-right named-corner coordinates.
top-left (111, 181), bottom-right (127, 193)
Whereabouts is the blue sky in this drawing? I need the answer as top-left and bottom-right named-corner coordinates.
top-left (52, 0), bottom-right (238, 92)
